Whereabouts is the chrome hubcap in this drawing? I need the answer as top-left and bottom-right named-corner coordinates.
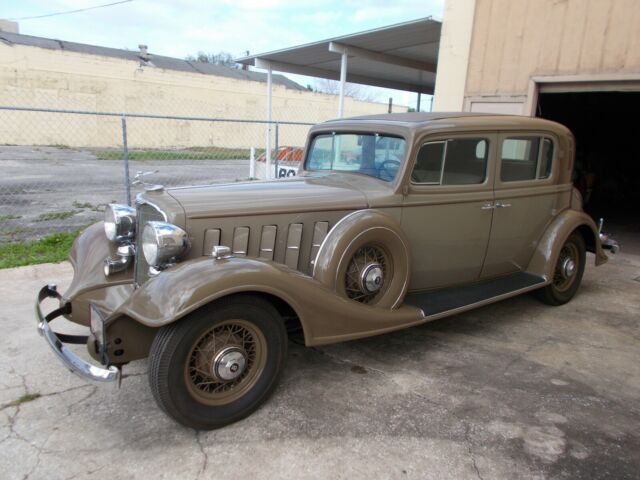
top-left (213, 347), bottom-right (247, 381)
top-left (361, 264), bottom-right (384, 293)
top-left (561, 258), bottom-right (576, 279)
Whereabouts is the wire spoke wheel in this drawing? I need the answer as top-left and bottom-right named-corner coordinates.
top-left (344, 244), bottom-right (392, 304)
top-left (184, 319), bottom-right (267, 406)
top-left (553, 242), bottom-right (580, 292)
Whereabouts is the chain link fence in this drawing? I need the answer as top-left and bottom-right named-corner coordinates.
top-left (0, 80), bottom-right (397, 244)
top-left (0, 106), bottom-right (319, 243)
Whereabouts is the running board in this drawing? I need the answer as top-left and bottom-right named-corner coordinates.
top-left (404, 272), bottom-right (547, 320)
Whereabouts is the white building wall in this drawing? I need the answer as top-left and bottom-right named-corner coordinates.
top-left (431, 0), bottom-right (477, 111)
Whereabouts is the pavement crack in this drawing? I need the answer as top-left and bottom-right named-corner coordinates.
top-left (194, 430), bottom-right (209, 479)
top-left (464, 423), bottom-right (484, 480)
top-left (0, 384), bottom-right (93, 411)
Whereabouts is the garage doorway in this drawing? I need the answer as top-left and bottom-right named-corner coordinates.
top-left (537, 91), bottom-right (640, 252)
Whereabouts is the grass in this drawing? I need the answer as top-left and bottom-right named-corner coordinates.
top-left (15, 393), bottom-right (41, 405)
top-left (92, 147), bottom-right (263, 161)
top-left (36, 210), bottom-right (79, 222)
top-left (0, 230), bottom-right (80, 269)
top-left (72, 201), bottom-right (94, 209)
top-left (1, 393), bottom-right (42, 410)
top-left (0, 214), bottom-right (21, 221)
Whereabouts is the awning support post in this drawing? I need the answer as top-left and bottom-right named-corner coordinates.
top-left (255, 58), bottom-right (274, 179)
top-left (417, 92), bottom-right (422, 112)
top-left (266, 62), bottom-right (273, 179)
top-left (329, 42), bottom-right (349, 118)
top-left (338, 50), bottom-right (348, 118)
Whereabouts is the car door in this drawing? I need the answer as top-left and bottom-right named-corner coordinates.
top-left (481, 133), bottom-right (560, 278)
top-left (401, 133), bottom-right (496, 290)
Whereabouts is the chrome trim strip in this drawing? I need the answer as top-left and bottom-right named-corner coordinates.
top-left (232, 226), bottom-right (250, 256)
top-left (259, 225), bottom-right (277, 261)
top-left (285, 223), bottom-right (303, 269)
top-left (36, 285), bottom-right (120, 383)
top-left (310, 221), bottom-right (329, 267)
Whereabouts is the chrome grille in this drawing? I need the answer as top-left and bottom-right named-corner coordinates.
top-left (134, 201), bottom-right (166, 286)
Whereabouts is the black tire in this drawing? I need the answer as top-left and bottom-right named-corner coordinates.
top-left (148, 295), bottom-right (287, 430)
top-left (535, 232), bottom-right (586, 306)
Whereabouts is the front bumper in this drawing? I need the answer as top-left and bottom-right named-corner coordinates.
top-left (36, 284), bottom-right (120, 383)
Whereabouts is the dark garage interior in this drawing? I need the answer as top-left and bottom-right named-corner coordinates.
top-left (537, 91), bottom-right (640, 252)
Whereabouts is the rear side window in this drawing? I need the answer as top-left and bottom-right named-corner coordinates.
top-left (501, 137), bottom-right (554, 182)
top-left (412, 138), bottom-right (488, 185)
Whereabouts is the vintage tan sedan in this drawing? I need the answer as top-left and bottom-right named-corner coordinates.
top-left (36, 112), bottom-right (618, 429)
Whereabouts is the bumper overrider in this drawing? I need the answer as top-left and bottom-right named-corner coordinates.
top-left (36, 284), bottom-right (120, 383)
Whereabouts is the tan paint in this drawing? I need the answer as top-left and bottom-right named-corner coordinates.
top-left (54, 114), bottom-right (608, 362)
top-left (312, 210), bottom-right (411, 309)
top-left (463, 0), bottom-right (640, 108)
top-left (402, 131), bottom-right (497, 288)
top-left (527, 209), bottom-right (607, 280)
top-left (109, 256), bottom-right (426, 346)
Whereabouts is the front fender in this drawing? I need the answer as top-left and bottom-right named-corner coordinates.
top-left (527, 209), bottom-right (607, 280)
top-left (110, 256), bottom-right (425, 346)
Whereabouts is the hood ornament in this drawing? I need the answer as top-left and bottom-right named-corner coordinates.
top-left (133, 170), bottom-right (163, 192)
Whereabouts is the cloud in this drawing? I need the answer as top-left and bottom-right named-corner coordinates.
top-left (8, 0), bottom-right (444, 58)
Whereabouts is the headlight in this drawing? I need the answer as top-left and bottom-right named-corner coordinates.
top-left (142, 221), bottom-right (189, 267)
top-left (104, 204), bottom-right (136, 243)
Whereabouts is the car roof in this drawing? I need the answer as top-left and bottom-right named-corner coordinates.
top-left (316, 112), bottom-right (572, 137)
top-left (325, 112), bottom-right (490, 125)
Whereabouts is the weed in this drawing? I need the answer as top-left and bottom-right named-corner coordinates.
top-left (92, 147), bottom-right (257, 161)
top-left (0, 214), bottom-right (21, 221)
top-left (72, 201), bottom-right (96, 209)
top-left (15, 393), bottom-right (42, 404)
top-left (36, 210), bottom-right (79, 222)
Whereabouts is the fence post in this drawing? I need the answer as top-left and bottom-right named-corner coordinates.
top-left (249, 147), bottom-right (256, 179)
top-left (274, 123), bottom-right (279, 179)
top-left (121, 115), bottom-right (132, 206)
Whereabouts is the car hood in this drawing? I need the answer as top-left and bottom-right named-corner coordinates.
top-left (166, 174), bottom-right (370, 219)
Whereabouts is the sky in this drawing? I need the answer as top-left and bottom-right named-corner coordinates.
top-left (4, 0), bottom-right (444, 107)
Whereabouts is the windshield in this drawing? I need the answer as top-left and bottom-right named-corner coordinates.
top-left (305, 133), bottom-right (406, 181)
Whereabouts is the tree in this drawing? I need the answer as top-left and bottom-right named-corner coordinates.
top-left (185, 51), bottom-right (237, 68)
top-left (314, 79), bottom-right (380, 102)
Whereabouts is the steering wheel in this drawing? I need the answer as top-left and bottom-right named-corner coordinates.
top-left (378, 159), bottom-right (401, 181)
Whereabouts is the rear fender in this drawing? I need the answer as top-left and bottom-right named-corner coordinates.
top-left (527, 209), bottom-right (607, 280)
top-left (110, 256), bottom-right (424, 346)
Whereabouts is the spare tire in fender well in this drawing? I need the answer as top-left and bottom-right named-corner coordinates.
top-left (312, 209), bottom-right (411, 309)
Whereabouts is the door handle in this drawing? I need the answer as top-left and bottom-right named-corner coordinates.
top-left (495, 202), bottom-right (512, 208)
top-left (481, 203), bottom-right (495, 210)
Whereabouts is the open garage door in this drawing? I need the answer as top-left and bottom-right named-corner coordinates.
top-left (537, 91), bottom-right (640, 252)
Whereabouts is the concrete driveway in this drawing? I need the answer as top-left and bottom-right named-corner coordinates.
top-left (1, 252), bottom-right (639, 480)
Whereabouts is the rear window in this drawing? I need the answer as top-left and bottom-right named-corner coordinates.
top-left (501, 137), bottom-right (554, 182)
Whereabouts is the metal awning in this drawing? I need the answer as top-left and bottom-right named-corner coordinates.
top-left (235, 16), bottom-right (441, 178)
top-left (236, 16), bottom-right (440, 95)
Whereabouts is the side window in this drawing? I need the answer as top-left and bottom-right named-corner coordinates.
top-left (412, 142), bottom-right (444, 183)
top-left (538, 138), bottom-right (553, 179)
top-left (500, 137), bottom-right (554, 182)
top-left (411, 138), bottom-right (488, 185)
